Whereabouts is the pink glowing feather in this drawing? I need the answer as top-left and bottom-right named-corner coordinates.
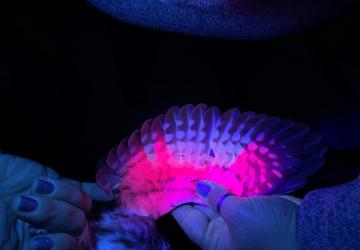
top-left (96, 104), bottom-right (326, 219)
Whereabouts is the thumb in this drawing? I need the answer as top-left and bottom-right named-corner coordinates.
top-left (195, 180), bottom-right (245, 228)
top-left (63, 178), bottom-right (113, 202)
top-left (80, 182), bottom-right (113, 202)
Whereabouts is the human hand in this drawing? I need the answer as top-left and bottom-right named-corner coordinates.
top-left (0, 154), bottom-right (112, 250)
top-left (171, 181), bottom-right (300, 250)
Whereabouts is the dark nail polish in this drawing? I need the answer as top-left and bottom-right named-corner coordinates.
top-left (195, 182), bottom-right (211, 197)
top-left (18, 196), bottom-right (37, 212)
top-left (35, 179), bottom-right (54, 195)
top-left (32, 236), bottom-right (54, 250)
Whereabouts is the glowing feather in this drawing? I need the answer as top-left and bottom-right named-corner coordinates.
top-left (96, 104), bottom-right (326, 219)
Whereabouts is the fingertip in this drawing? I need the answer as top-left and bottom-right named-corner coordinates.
top-left (195, 180), bottom-right (227, 195)
top-left (171, 204), bottom-right (200, 226)
top-left (195, 181), bottom-right (246, 226)
top-left (31, 177), bottom-right (55, 196)
top-left (195, 181), bottom-right (212, 199)
top-left (11, 195), bottom-right (38, 214)
top-left (170, 204), bottom-right (189, 219)
top-left (30, 236), bottom-right (54, 250)
top-left (195, 180), bottom-right (228, 200)
top-left (30, 233), bottom-right (85, 250)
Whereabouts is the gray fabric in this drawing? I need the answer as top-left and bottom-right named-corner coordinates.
top-left (298, 174), bottom-right (360, 250)
top-left (87, 0), bottom-right (349, 40)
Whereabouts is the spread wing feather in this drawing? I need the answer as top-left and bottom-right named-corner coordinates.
top-left (96, 104), bottom-right (326, 219)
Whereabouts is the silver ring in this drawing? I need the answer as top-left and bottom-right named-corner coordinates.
top-left (216, 192), bottom-right (234, 214)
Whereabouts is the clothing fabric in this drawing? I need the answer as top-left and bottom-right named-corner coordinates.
top-left (298, 174), bottom-right (360, 250)
top-left (87, 0), bottom-right (314, 40)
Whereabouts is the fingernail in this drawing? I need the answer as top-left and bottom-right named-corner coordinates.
top-left (35, 179), bottom-right (54, 195)
top-left (18, 196), bottom-right (37, 212)
top-left (32, 236), bottom-right (54, 250)
top-left (195, 181), bottom-right (211, 197)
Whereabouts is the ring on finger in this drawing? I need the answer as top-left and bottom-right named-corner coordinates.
top-left (216, 192), bottom-right (234, 214)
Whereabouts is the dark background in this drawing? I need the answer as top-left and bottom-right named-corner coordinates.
top-left (1, 1), bottom-right (359, 248)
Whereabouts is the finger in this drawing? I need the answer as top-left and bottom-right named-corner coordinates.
top-left (80, 182), bottom-right (113, 202)
top-left (193, 204), bottom-right (219, 220)
top-left (195, 180), bottom-right (246, 227)
top-left (30, 233), bottom-right (85, 250)
top-left (12, 195), bottom-right (86, 236)
top-left (63, 178), bottom-right (113, 202)
top-left (171, 204), bottom-right (209, 246)
top-left (31, 177), bottom-right (92, 213)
